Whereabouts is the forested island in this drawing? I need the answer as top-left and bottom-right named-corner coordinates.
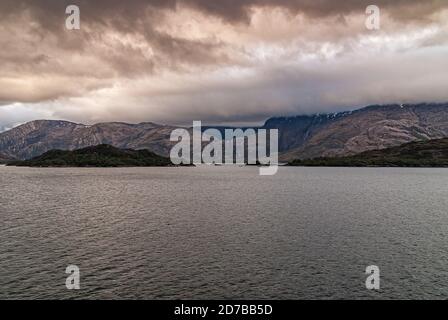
top-left (7, 144), bottom-right (174, 167)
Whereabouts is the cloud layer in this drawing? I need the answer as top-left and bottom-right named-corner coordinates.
top-left (1, 0), bottom-right (448, 130)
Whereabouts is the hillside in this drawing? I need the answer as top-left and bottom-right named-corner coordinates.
top-left (288, 138), bottom-right (448, 167)
top-left (262, 111), bottom-right (351, 152)
top-left (7, 144), bottom-right (173, 167)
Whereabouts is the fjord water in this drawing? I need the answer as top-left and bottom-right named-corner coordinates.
top-left (0, 166), bottom-right (447, 299)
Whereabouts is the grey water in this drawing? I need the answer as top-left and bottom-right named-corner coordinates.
top-left (0, 165), bottom-right (447, 299)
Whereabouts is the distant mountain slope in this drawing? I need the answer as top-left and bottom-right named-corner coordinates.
top-left (8, 144), bottom-right (173, 167)
top-left (0, 120), bottom-right (181, 160)
top-left (289, 138), bottom-right (448, 167)
top-left (0, 153), bottom-right (15, 164)
top-left (262, 111), bottom-right (351, 152)
top-left (277, 103), bottom-right (448, 161)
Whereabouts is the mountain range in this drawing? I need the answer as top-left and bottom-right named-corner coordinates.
top-left (1, 103), bottom-right (448, 161)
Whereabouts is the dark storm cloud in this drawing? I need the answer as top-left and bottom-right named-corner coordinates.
top-left (2, 0), bottom-right (446, 23)
top-left (182, 0), bottom-right (448, 23)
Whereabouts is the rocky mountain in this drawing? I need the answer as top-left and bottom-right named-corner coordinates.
top-left (1, 103), bottom-right (448, 161)
top-left (289, 138), bottom-right (448, 167)
top-left (0, 120), bottom-right (181, 160)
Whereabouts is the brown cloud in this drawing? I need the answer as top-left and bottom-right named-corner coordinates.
top-left (3, 0), bottom-right (445, 23)
top-left (0, 0), bottom-right (447, 129)
top-left (1, 1), bottom-right (446, 35)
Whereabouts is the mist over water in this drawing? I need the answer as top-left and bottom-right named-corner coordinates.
top-left (0, 166), bottom-right (447, 299)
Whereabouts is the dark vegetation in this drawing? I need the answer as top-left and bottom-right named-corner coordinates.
top-left (288, 138), bottom-right (448, 167)
top-left (7, 144), bottom-right (174, 167)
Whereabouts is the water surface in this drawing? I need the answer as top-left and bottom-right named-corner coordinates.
top-left (0, 166), bottom-right (447, 299)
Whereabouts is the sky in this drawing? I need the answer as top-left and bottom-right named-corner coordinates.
top-left (1, 0), bottom-right (448, 131)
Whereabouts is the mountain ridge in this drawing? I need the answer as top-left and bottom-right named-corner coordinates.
top-left (1, 102), bottom-right (448, 161)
